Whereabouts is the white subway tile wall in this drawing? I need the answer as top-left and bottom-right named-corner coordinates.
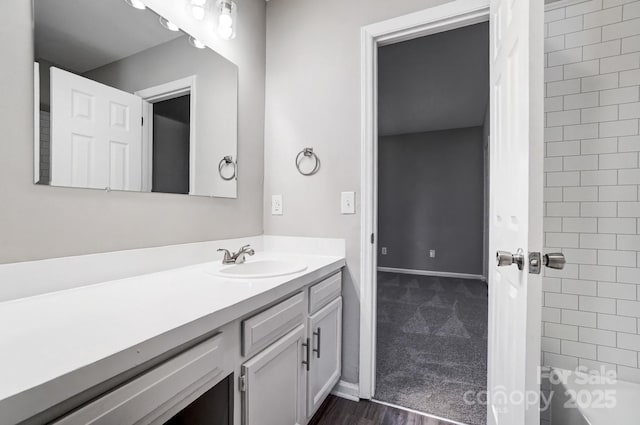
top-left (544, 0), bottom-right (640, 383)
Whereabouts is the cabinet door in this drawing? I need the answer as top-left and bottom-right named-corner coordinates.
top-left (242, 325), bottom-right (306, 425)
top-left (307, 297), bottom-right (342, 418)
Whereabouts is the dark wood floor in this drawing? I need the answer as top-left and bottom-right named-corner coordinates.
top-left (309, 396), bottom-right (455, 425)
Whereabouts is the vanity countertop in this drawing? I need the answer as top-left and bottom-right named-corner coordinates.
top-left (0, 251), bottom-right (345, 424)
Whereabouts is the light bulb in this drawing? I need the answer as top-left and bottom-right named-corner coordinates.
top-left (218, 25), bottom-right (233, 40)
top-left (219, 13), bottom-right (232, 28)
top-left (124, 0), bottom-right (146, 10)
top-left (216, 0), bottom-right (236, 40)
top-left (191, 5), bottom-right (205, 20)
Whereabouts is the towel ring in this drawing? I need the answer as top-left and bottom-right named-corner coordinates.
top-left (295, 148), bottom-right (320, 176)
top-left (218, 156), bottom-right (236, 181)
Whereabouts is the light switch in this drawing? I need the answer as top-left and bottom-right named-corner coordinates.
top-left (272, 195), bottom-right (283, 215)
top-left (341, 191), bottom-right (356, 214)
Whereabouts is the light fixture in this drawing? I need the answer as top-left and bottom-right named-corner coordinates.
top-left (216, 0), bottom-right (237, 40)
top-left (159, 17), bottom-right (180, 32)
top-left (124, 0), bottom-right (146, 10)
top-left (189, 0), bottom-right (207, 21)
top-left (188, 36), bottom-right (206, 49)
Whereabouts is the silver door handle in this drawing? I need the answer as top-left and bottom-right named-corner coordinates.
top-left (544, 253), bottom-right (566, 270)
top-left (313, 328), bottom-right (321, 358)
top-left (496, 248), bottom-right (525, 270)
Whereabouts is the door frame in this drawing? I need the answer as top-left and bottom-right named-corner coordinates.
top-left (135, 75), bottom-right (197, 194)
top-left (358, 0), bottom-right (491, 400)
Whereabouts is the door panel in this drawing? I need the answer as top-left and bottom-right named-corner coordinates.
top-left (242, 326), bottom-right (306, 425)
top-left (488, 0), bottom-right (544, 424)
top-left (51, 67), bottom-right (142, 191)
top-left (307, 297), bottom-right (342, 418)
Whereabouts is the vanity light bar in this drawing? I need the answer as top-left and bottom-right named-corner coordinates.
top-left (124, 0), bottom-right (146, 10)
top-left (188, 36), bottom-right (206, 49)
top-left (159, 17), bottom-right (180, 32)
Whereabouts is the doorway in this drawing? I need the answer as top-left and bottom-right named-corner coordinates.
top-left (136, 76), bottom-right (197, 194)
top-left (359, 1), bottom-right (546, 424)
top-left (152, 94), bottom-right (191, 194)
top-left (373, 22), bottom-right (489, 425)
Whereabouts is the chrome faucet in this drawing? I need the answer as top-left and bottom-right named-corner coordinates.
top-left (217, 245), bottom-right (255, 265)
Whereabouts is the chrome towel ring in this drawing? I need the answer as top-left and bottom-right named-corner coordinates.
top-left (295, 147), bottom-right (320, 176)
top-left (218, 155), bottom-right (237, 181)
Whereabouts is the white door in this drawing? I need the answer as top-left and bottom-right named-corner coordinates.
top-left (488, 0), bottom-right (544, 424)
top-left (50, 67), bottom-right (143, 191)
top-left (307, 297), bottom-right (342, 419)
top-left (241, 326), bottom-right (306, 425)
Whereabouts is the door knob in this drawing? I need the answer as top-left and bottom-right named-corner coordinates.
top-left (544, 253), bottom-right (566, 270)
top-left (496, 248), bottom-right (525, 270)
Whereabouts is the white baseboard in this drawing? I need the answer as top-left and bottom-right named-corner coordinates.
top-left (377, 267), bottom-right (486, 281)
top-left (331, 380), bottom-right (360, 402)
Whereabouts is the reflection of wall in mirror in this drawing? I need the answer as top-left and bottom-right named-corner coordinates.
top-left (84, 36), bottom-right (238, 198)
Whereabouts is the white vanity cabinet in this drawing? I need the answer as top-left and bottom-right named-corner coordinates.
top-left (307, 296), bottom-right (342, 418)
top-left (240, 271), bottom-right (342, 425)
top-left (240, 326), bottom-right (307, 425)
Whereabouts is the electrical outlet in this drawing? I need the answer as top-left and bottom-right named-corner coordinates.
top-left (429, 249), bottom-right (436, 258)
top-left (271, 195), bottom-right (283, 215)
top-left (381, 247), bottom-right (387, 255)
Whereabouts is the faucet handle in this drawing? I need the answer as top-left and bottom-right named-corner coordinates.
top-left (217, 248), bottom-right (232, 260)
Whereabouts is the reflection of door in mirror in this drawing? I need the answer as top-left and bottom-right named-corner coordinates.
top-left (50, 67), bottom-right (143, 191)
top-left (152, 95), bottom-right (191, 195)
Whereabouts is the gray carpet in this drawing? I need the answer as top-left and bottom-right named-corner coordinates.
top-left (376, 272), bottom-right (488, 425)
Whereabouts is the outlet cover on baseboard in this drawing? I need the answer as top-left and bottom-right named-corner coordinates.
top-left (272, 195), bottom-right (283, 215)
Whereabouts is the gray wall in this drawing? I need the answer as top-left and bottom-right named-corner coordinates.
top-left (264, 0), bottom-right (455, 386)
top-left (377, 128), bottom-right (485, 275)
top-left (0, 0), bottom-right (266, 264)
top-left (377, 22), bottom-right (489, 136)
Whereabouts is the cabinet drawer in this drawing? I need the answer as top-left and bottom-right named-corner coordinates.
top-left (242, 292), bottom-right (305, 358)
top-left (309, 272), bottom-right (342, 314)
top-left (52, 333), bottom-right (228, 425)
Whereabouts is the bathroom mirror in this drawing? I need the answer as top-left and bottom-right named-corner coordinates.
top-left (33, 0), bottom-right (238, 198)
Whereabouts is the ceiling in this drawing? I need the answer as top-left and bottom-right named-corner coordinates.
top-left (34, 0), bottom-right (184, 73)
top-left (378, 22), bottom-right (490, 137)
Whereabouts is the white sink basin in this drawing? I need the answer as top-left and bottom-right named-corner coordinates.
top-left (205, 259), bottom-right (308, 279)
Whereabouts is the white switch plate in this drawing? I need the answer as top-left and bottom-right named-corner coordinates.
top-left (272, 195), bottom-right (283, 215)
top-left (429, 249), bottom-right (436, 258)
top-left (341, 192), bottom-right (356, 214)
top-left (381, 247), bottom-right (387, 255)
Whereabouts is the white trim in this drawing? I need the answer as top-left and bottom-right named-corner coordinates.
top-left (331, 380), bottom-right (360, 402)
top-left (140, 99), bottom-right (153, 192)
top-left (135, 76), bottom-right (197, 195)
top-left (359, 0), bottom-right (490, 400)
top-left (372, 399), bottom-right (471, 425)
top-left (377, 267), bottom-right (486, 281)
top-left (33, 62), bottom-right (40, 184)
top-left (544, 0), bottom-right (587, 11)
